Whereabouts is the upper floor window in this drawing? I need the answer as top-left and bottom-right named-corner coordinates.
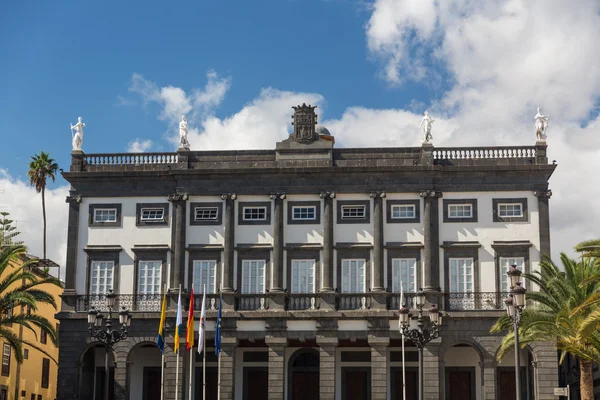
top-left (498, 204), bottom-right (522, 218)
top-left (192, 260), bottom-right (217, 294)
top-left (90, 261), bottom-right (114, 295)
top-left (41, 358), bottom-right (50, 388)
top-left (138, 260), bottom-right (162, 295)
top-left (136, 203), bottom-right (169, 226)
top-left (449, 258), bottom-right (473, 293)
top-left (141, 208), bottom-right (164, 221)
top-left (40, 329), bottom-right (47, 345)
top-left (391, 205), bottom-right (415, 219)
top-left (94, 208), bottom-right (117, 223)
top-left (391, 258), bottom-right (417, 293)
top-left (337, 200), bottom-right (370, 224)
top-left (2, 344), bottom-right (10, 376)
top-left (342, 205), bottom-right (365, 219)
top-left (195, 207), bottom-right (219, 221)
top-left (238, 202), bottom-right (271, 225)
top-left (493, 198), bottom-right (528, 222)
top-left (448, 204), bottom-right (472, 218)
top-left (500, 257), bottom-right (524, 292)
top-left (292, 206), bottom-right (316, 221)
top-left (89, 203), bottom-right (122, 227)
top-left (443, 199), bottom-right (478, 223)
top-left (190, 202), bottom-right (223, 226)
top-left (341, 259), bottom-right (366, 293)
top-left (241, 260), bottom-right (266, 294)
top-left (291, 260), bottom-right (315, 293)
top-left (243, 207), bottom-right (267, 221)
top-left (287, 201), bottom-right (321, 225)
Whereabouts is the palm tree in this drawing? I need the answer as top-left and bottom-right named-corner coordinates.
top-left (491, 254), bottom-right (600, 400)
top-left (27, 152), bottom-right (58, 260)
top-left (575, 239), bottom-right (600, 259)
top-left (0, 245), bottom-right (61, 363)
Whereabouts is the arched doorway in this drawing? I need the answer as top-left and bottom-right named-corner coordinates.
top-left (443, 343), bottom-right (483, 400)
top-left (127, 343), bottom-right (162, 400)
top-left (79, 344), bottom-right (116, 400)
top-left (288, 349), bottom-right (319, 400)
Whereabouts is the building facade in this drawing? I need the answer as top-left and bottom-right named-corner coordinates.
top-left (0, 255), bottom-right (61, 400)
top-left (57, 105), bottom-right (559, 400)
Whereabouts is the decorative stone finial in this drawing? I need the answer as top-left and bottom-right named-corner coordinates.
top-left (291, 104), bottom-right (318, 144)
top-left (534, 107), bottom-right (549, 142)
top-left (420, 111), bottom-right (434, 144)
top-left (70, 117), bottom-right (85, 151)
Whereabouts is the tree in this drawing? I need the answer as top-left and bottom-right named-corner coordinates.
top-left (491, 254), bottom-right (600, 400)
top-left (0, 245), bottom-right (61, 363)
top-left (27, 152), bottom-right (58, 260)
top-left (575, 239), bottom-right (600, 259)
top-left (0, 212), bottom-right (23, 247)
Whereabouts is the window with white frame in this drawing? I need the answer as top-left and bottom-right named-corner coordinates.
top-left (498, 204), bottom-right (523, 218)
top-left (449, 258), bottom-right (473, 293)
top-left (291, 260), bottom-right (315, 293)
top-left (192, 260), bottom-right (217, 294)
top-left (500, 257), bottom-right (524, 292)
top-left (391, 205), bottom-right (416, 219)
top-left (292, 206), bottom-right (316, 221)
top-left (138, 260), bottom-right (162, 295)
top-left (90, 261), bottom-right (114, 295)
top-left (391, 258), bottom-right (417, 293)
top-left (448, 204), bottom-right (472, 218)
top-left (341, 205), bottom-right (366, 220)
top-left (195, 207), bottom-right (219, 221)
top-left (140, 208), bottom-right (165, 222)
top-left (243, 207), bottom-right (267, 221)
top-left (93, 208), bottom-right (117, 223)
top-left (241, 260), bottom-right (266, 294)
top-left (341, 259), bottom-right (366, 293)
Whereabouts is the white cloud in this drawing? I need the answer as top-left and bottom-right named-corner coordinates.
top-left (127, 139), bottom-right (153, 153)
top-left (0, 169), bottom-right (69, 278)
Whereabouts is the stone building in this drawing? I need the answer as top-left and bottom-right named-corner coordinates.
top-left (57, 104), bottom-right (559, 399)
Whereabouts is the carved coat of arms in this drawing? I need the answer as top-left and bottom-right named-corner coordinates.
top-left (292, 104), bottom-right (318, 144)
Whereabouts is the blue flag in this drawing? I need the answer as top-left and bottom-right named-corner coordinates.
top-left (215, 296), bottom-right (222, 357)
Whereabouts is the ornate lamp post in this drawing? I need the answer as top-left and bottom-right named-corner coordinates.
top-left (505, 265), bottom-right (527, 400)
top-left (87, 290), bottom-right (132, 400)
top-left (399, 291), bottom-right (443, 400)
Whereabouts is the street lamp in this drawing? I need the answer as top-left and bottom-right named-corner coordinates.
top-left (399, 291), bottom-right (443, 400)
top-left (87, 290), bottom-right (132, 400)
top-left (505, 265), bottom-right (527, 400)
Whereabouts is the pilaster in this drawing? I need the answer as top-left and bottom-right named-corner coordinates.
top-left (270, 193), bottom-right (286, 293)
top-left (423, 341), bottom-right (441, 400)
top-left (222, 194), bottom-right (237, 305)
top-left (316, 335), bottom-right (338, 400)
top-left (219, 337), bottom-right (238, 400)
top-left (163, 338), bottom-right (184, 400)
top-left (370, 191), bottom-right (386, 293)
top-left (481, 359), bottom-right (497, 400)
top-left (534, 189), bottom-right (552, 260)
top-left (63, 194), bottom-right (82, 309)
top-left (168, 193), bottom-right (188, 292)
top-left (320, 191), bottom-right (336, 292)
top-left (421, 190), bottom-right (442, 292)
top-left (368, 336), bottom-right (390, 400)
top-left (530, 341), bottom-right (559, 400)
top-left (265, 336), bottom-right (287, 400)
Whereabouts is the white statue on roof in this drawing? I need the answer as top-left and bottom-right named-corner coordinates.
top-left (70, 117), bottom-right (85, 151)
top-left (179, 115), bottom-right (190, 150)
top-left (420, 111), bottom-right (434, 143)
top-left (534, 107), bottom-right (549, 142)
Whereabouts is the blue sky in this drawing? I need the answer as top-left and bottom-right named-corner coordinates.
top-left (1, 0), bottom-right (600, 266)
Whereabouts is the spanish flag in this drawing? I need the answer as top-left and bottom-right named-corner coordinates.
top-left (157, 292), bottom-right (167, 354)
top-left (186, 289), bottom-right (195, 351)
top-left (174, 290), bottom-right (183, 354)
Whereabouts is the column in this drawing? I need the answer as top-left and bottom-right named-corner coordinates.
top-left (368, 336), bottom-right (389, 400)
top-left (421, 190), bottom-right (442, 292)
top-left (531, 341), bottom-right (559, 400)
top-left (222, 194), bottom-right (236, 293)
top-left (219, 338), bottom-right (238, 400)
top-left (534, 189), bottom-right (552, 260)
top-left (168, 193), bottom-right (188, 290)
top-left (317, 336), bottom-right (338, 400)
top-left (481, 359), bottom-right (497, 400)
top-left (321, 191), bottom-right (335, 292)
top-left (423, 342), bottom-right (441, 400)
top-left (113, 343), bottom-right (129, 400)
top-left (371, 192), bottom-right (385, 292)
top-left (271, 193), bottom-right (285, 292)
top-left (62, 194), bottom-right (82, 308)
top-left (266, 337), bottom-right (286, 400)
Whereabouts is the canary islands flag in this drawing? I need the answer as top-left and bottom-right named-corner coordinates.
top-left (174, 290), bottom-right (183, 354)
top-left (157, 292), bottom-right (167, 354)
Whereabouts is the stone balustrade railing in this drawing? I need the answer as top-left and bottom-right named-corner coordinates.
top-left (433, 146), bottom-right (536, 160)
top-left (83, 152), bottom-right (179, 166)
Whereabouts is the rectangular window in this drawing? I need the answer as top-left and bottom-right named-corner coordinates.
top-left (341, 205), bottom-right (366, 220)
top-left (391, 259), bottom-right (417, 293)
top-left (192, 260), bottom-right (217, 294)
top-left (194, 207), bottom-right (218, 221)
top-left (498, 204), bottom-right (523, 218)
top-left (241, 260), bottom-right (266, 294)
top-left (93, 208), bottom-right (117, 223)
top-left (391, 205), bottom-right (416, 219)
top-left (138, 261), bottom-right (162, 295)
top-left (292, 206), bottom-right (316, 221)
top-left (341, 259), bottom-right (366, 293)
top-left (2, 344), bottom-right (10, 376)
top-left (90, 261), bottom-right (115, 295)
top-left (40, 329), bottom-right (47, 345)
top-left (500, 257), bottom-right (525, 292)
top-left (243, 207), bottom-right (267, 221)
top-left (449, 258), bottom-right (474, 293)
top-left (291, 260), bottom-right (316, 293)
top-left (30, 395), bottom-right (35, 400)
top-left (41, 358), bottom-right (50, 388)
top-left (37, 396), bottom-right (41, 400)
top-left (448, 204), bottom-right (472, 218)
top-left (24, 349), bottom-right (28, 360)
top-left (140, 208), bottom-right (164, 221)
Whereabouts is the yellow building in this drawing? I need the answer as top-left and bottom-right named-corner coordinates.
top-left (0, 254), bottom-right (62, 400)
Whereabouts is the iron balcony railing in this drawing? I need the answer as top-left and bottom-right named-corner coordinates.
top-left (74, 292), bottom-right (510, 313)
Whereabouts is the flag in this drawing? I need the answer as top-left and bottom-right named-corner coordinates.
top-left (174, 290), bottom-right (183, 354)
top-left (157, 292), bottom-right (167, 354)
top-left (186, 289), bottom-right (195, 351)
top-left (198, 288), bottom-right (207, 355)
top-left (214, 296), bottom-right (222, 357)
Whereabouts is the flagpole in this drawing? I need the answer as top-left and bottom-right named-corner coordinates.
top-left (160, 283), bottom-right (167, 400)
top-left (400, 282), bottom-right (407, 400)
top-left (175, 284), bottom-right (182, 400)
top-left (217, 353), bottom-right (222, 400)
top-left (203, 284), bottom-right (206, 400)
top-left (188, 341), bottom-right (194, 400)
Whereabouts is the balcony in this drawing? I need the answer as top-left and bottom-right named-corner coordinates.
top-left (73, 292), bottom-right (509, 313)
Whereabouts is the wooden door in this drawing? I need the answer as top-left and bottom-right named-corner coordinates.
top-left (291, 371), bottom-right (319, 400)
top-left (195, 366), bottom-right (218, 400)
top-left (446, 368), bottom-right (474, 400)
top-left (243, 367), bottom-right (268, 400)
top-left (143, 367), bottom-right (161, 400)
top-left (342, 368), bottom-right (370, 400)
top-left (391, 368), bottom-right (418, 399)
top-left (95, 367), bottom-right (115, 400)
top-left (497, 367), bottom-right (529, 400)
